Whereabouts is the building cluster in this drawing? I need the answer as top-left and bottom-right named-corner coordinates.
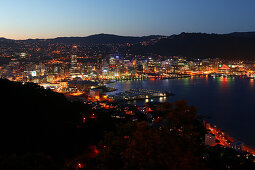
top-left (1, 39), bottom-right (255, 95)
top-left (203, 121), bottom-right (253, 154)
top-left (1, 40), bottom-right (255, 159)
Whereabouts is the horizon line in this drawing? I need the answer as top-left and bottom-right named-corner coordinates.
top-left (1, 31), bottom-right (255, 41)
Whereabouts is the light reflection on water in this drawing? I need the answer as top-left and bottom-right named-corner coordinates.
top-left (250, 79), bottom-right (254, 87)
top-left (107, 77), bottom-right (255, 147)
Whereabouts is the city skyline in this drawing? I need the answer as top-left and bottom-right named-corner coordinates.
top-left (1, 0), bottom-right (255, 169)
top-left (1, 0), bottom-right (255, 40)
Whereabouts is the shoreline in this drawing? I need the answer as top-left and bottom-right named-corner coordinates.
top-left (106, 77), bottom-right (255, 153)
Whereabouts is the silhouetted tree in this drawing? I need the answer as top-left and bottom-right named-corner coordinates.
top-left (91, 101), bottom-right (207, 169)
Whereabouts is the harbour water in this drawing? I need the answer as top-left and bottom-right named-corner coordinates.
top-left (107, 76), bottom-right (255, 147)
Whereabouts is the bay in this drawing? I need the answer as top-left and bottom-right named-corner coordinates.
top-left (107, 76), bottom-right (255, 147)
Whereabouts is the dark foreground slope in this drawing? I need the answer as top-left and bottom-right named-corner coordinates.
top-left (0, 79), bottom-right (91, 169)
top-left (84, 102), bottom-right (255, 170)
top-left (0, 79), bottom-right (254, 169)
top-left (0, 79), bottom-right (118, 169)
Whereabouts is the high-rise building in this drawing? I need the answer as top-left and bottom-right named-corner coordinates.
top-left (109, 56), bottom-right (116, 67)
top-left (70, 54), bottom-right (83, 78)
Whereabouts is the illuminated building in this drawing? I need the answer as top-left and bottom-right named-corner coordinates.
top-left (70, 55), bottom-right (79, 78)
top-left (68, 80), bottom-right (97, 91)
top-left (109, 57), bottom-right (116, 67)
top-left (20, 52), bottom-right (27, 59)
top-left (136, 61), bottom-right (143, 75)
top-left (147, 57), bottom-right (155, 72)
top-left (90, 88), bottom-right (103, 99)
top-left (218, 64), bottom-right (231, 74)
top-left (31, 71), bottom-right (37, 77)
top-left (219, 64), bottom-right (231, 70)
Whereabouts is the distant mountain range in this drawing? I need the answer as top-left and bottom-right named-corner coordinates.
top-left (0, 37), bottom-right (12, 41)
top-left (131, 32), bottom-right (255, 59)
top-left (48, 34), bottom-right (162, 44)
top-left (229, 32), bottom-right (255, 38)
top-left (1, 34), bottom-right (163, 44)
top-left (1, 32), bottom-right (255, 59)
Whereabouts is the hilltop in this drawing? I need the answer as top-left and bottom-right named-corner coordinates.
top-left (1, 32), bottom-right (255, 59)
top-left (131, 32), bottom-right (255, 59)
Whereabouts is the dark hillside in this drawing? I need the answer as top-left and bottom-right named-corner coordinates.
top-left (131, 32), bottom-right (255, 59)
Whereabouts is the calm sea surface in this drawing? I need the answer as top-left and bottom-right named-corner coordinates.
top-left (107, 76), bottom-right (255, 147)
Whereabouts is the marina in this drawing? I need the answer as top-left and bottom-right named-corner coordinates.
top-left (108, 88), bottom-right (174, 101)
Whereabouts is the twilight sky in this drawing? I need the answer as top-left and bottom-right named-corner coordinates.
top-left (0, 0), bottom-right (255, 39)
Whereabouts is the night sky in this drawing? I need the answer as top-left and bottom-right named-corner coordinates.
top-left (1, 0), bottom-right (255, 39)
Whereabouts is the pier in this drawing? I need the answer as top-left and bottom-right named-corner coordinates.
top-left (109, 89), bottom-right (174, 101)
